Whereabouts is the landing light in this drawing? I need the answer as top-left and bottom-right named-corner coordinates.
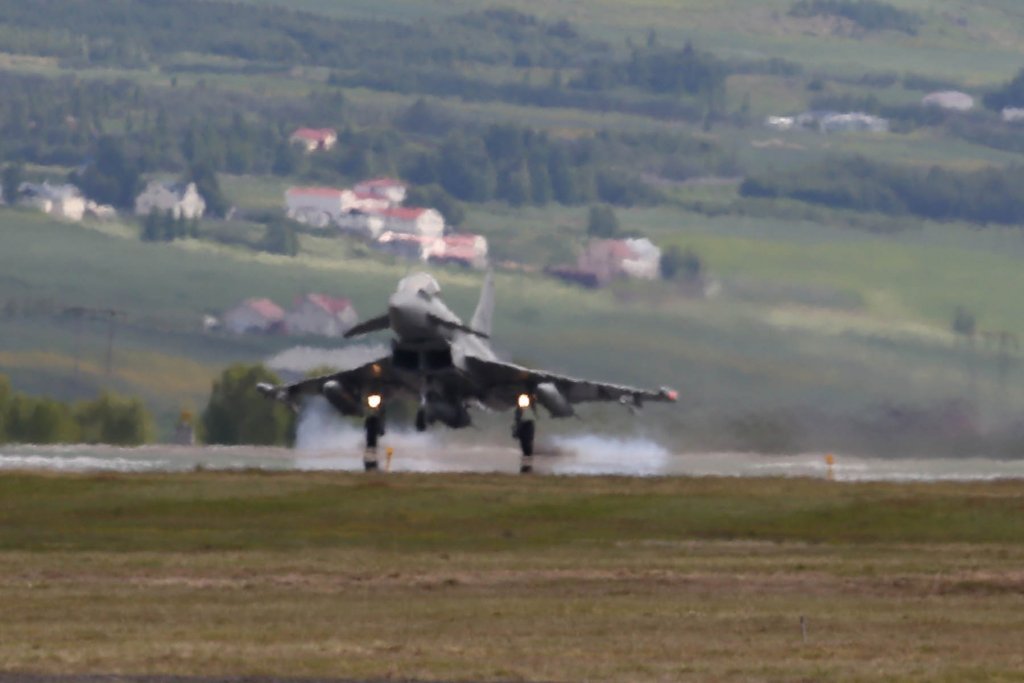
top-left (367, 393), bottom-right (383, 409)
top-left (517, 393), bottom-right (531, 409)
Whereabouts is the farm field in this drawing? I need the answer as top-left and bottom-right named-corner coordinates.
top-left (1, 471), bottom-right (1023, 681)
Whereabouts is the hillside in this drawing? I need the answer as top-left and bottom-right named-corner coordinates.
top-left (2, 0), bottom-right (1024, 454)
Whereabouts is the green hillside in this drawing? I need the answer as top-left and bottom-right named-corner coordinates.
top-left (2, 0), bottom-right (1024, 453)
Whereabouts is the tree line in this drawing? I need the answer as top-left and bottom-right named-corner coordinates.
top-left (0, 1), bottom-right (606, 71)
top-left (0, 376), bottom-right (153, 445)
top-left (741, 156), bottom-right (1024, 225)
top-left (789, 0), bottom-right (923, 34)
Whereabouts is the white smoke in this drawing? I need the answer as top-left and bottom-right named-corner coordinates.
top-left (546, 433), bottom-right (670, 476)
top-left (294, 396), bottom-right (366, 452)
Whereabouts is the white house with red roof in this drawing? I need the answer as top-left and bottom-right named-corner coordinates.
top-left (223, 298), bottom-right (286, 335)
top-left (378, 206), bottom-right (445, 239)
top-left (425, 233), bottom-right (489, 269)
top-left (289, 127), bottom-right (338, 153)
top-left (353, 177), bottom-right (407, 205)
top-left (285, 293), bottom-right (359, 338)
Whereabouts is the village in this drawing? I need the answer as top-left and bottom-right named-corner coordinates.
top-left (2, 125), bottom-right (670, 339)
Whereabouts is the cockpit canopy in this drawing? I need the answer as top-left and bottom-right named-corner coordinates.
top-left (397, 272), bottom-right (441, 298)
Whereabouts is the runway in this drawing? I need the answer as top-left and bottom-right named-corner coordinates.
top-left (2, 438), bottom-right (1024, 481)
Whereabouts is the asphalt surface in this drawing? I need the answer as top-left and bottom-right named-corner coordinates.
top-left (2, 441), bottom-right (1024, 481)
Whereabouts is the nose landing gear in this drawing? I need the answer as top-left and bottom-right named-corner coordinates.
top-left (364, 408), bottom-right (385, 471)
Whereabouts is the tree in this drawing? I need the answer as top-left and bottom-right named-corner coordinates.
top-left (405, 184), bottom-right (465, 227)
top-left (262, 217), bottom-right (299, 256)
top-left (0, 375), bottom-right (10, 441)
top-left (22, 397), bottom-right (79, 444)
top-left (74, 392), bottom-right (154, 445)
top-left (186, 162), bottom-right (229, 217)
top-left (141, 209), bottom-right (162, 241)
top-left (201, 364), bottom-right (294, 445)
top-left (2, 163), bottom-right (23, 205)
top-left (586, 204), bottom-right (619, 238)
top-left (952, 306), bottom-right (977, 339)
top-left (659, 245), bottom-right (704, 281)
top-left (75, 136), bottom-right (141, 208)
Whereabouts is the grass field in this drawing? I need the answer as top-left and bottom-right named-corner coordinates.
top-left (1, 471), bottom-right (1023, 680)
top-left (5, 205), bottom-right (1024, 447)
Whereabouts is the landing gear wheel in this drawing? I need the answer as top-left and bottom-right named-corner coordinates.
top-left (415, 409), bottom-right (427, 432)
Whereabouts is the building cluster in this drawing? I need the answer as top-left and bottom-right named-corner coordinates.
top-left (9, 182), bottom-right (115, 222)
top-left (216, 293), bottom-right (359, 337)
top-left (134, 180), bottom-right (206, 220)
top-left (285, 176), bottom-right (489, 270)
top-left (765, 111), bottom-right (889, 134)
top-left (6, 179), bottom-right (206, 224)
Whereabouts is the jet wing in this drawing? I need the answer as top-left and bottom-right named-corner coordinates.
top-left (464, 356), bottom-right (677, 407)
top-left (257, 354), bottom-right (401, 412)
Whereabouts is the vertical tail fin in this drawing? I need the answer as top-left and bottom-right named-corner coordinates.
top-left (470, 270), bottom-right (495, 338)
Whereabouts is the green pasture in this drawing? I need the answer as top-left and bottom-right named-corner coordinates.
top-left (1, 473), bottom-right (1024, 680)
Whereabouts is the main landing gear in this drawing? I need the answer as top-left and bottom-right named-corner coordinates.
top-left (513, 393), bottom-right (535, 474)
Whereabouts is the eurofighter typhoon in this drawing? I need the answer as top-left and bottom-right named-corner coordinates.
top-left (258, 272), bottom-right (677, 472)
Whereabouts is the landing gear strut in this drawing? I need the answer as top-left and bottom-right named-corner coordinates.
top-left (513, 406), bottom-right (535, 473)
top-left (364, 414), bottom-right (384, 471)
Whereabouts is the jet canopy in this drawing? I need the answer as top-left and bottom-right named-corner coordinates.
top-left (398, 272), bottom-right (441, 298)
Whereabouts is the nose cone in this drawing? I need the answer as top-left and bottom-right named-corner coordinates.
top-left (388, 290), bottom-right (432, 340)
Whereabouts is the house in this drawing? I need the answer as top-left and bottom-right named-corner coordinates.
top-left (284, 187), bottom-right (390, 229)
top-left (1003, 108), bottom-right (1024, 123)
top-left (222, 298), bottom-right (285, 335)
top-left (788, 111), bottom-right (888, 134)
top-left (819, 112), bottom-right (889, 134)
top-left (285, 187), bottom-right (348, 227)
top-left (285, 293), bottom-right (358, 338)
top-left (336, 209), bottom-right (387, 239)
top-left (353, 177), bottom-right (407, 205)
top-left (922, 91), bottom-right (974, 112)
top-left (425, 233), bottom-right (489, 269)
top-left (378, 206), bottom-right (445, 239)
top-left (578, 239), bottom-right (636, 285)
top-left (375, 231), bottom-right (433, 261)
top-left (134, 181), bottom-right (206, 220)
top-left (619, 238), bottom-right (662, 280)
top-left (289, 127), bottom-right (337, 153)
top-left (18, 181), bottom-right (87, 221)
top-left (764, 115), bottom-right (796, 131)
top-left (577, 238), bottom-right (662, 285)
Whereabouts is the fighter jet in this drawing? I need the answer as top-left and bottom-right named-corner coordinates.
top-left (257, 271), bottom-right (677, 472)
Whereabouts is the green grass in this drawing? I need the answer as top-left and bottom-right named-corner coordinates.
top-left (5, 204), bottom-right (1024, 447)
top-left (2, 472), bottom-right (1024, 680)
top-left (3, 472), bottom-right (1024, 550)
